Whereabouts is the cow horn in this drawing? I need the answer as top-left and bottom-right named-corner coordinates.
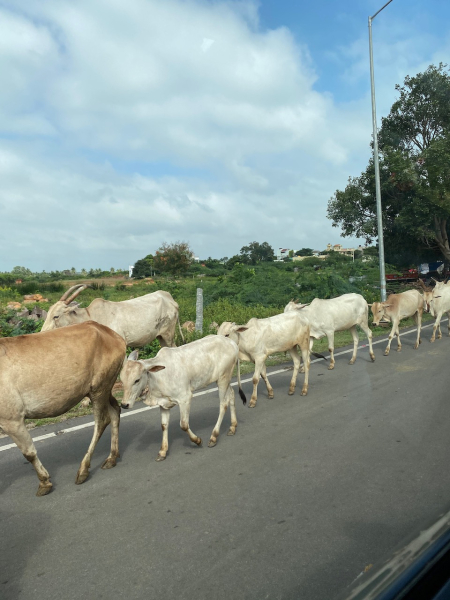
top-left (418, 279), bottom-right (426, 290)
top-left (65, 284), bottom-right (91, 304)
top-left (59, 284), bottom-right (85, 302)
top-left (431, 277), bottom-right (438, 283)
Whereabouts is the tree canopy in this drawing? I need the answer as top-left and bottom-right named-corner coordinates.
top-left (328, 64), bottom-right (450, 265)
top-left (239, 241), bottom-right (275, 264)
top-left (153, 242), bottom-right (193, 276)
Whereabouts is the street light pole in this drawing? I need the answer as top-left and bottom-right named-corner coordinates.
top-left (368, 0), bottom-right (393, 302)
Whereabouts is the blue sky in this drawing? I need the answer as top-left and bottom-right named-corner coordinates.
top-left (0, 0), bottom-right (449, 270)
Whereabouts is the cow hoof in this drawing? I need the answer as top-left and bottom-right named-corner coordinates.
top-left (430, 339), bottom-right (435, 343)
top-left (384, 350), bottom-right (390, 356)
top-left (80, 398), bottom-right (91, 408)
top-left (370, 355), bottom-right (375, 362)
top-left (155, 454), bottom-right (166, 462)
top-left (248, 401), bottom-right (257, 408)
top-left (36, 482), bottom-right (52, 497)
top-left (397, 348), bottom-right (402, 352)
top-left (268, 392), bottom-right (274, 399)
top-left (300, 389), bottom-right (308, 396)
top-left (328, 365), bottom-right (335, 370)
top-left (75, 471), bottom-right (89, 485)
top-left (101, 457), bottom-right (117, 470)
top-left (288, 389), bottom-right (295, 396)
top-left (208, 439), bottom-right (217, 448)
top-left (227, 427), bottom-right (236, 436)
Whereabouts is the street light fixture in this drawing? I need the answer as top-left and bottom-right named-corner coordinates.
top-left (368, 0), bottom-right (394, 302)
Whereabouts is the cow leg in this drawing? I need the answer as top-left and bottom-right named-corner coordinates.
top-left (1, 418), bottom-right (52, 496)
top-left (288, 346), bottom-right (301, 395)
top-left (156, 407), bottom-right (171, 461)
top-left (261, 363), bottom-right (274, 399)
top-left (348, 326), bottom-right (359, 364)
top-left (209, 378), bottom-right (232, 447)
top-left (298, 337), bottom-right (310, 396)
top-left (101, 395), bottom-right (121, 470)
top-left (385, 320), bottom-right (398, 355)
top-left (327, 333), bottom-right (335, 370)
top-left (414, 308), bottom-right (423, 349)
top-left (249, 358), bottom-right (264, 408)
top-left (431, 313), bottom-right (442, 342)
top-left (76, 395), bottom-right (111, 484)
top-left (300, 339), bottom-right (314, 373)
top-left (227, 386), bottom-right (238, 437)
top-left (179, 397), bottom-right (202, 447)
top-left (395, 321), bottom-right (402, 351)
top-left (447, 312), bottom-right (450, 336)
top-left (358, 312), bottom-right (375, 362)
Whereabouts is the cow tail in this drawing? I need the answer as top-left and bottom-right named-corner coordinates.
top-left (312, 351), bottom-right (327, 361)
top-left (237, 358), bottom-right (247, 405)
top-left (177, 314), bottom-right (185, 344)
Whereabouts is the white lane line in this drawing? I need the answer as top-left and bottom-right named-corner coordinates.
top-left (0, 319), bottom-right (443, 454)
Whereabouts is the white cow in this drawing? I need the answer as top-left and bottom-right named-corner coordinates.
top-left (42, 285), bottom-right (184, 347)
top-left (120, 335), bottom-right (246, 461)
top-left (370, 289), bottom-right (424, 354)
top-left (217, 311), bottom-right (312, 408)
top-left (285, 293), bottom-right (375, 369)
top-left (429, 281), bottom-right (450, 342)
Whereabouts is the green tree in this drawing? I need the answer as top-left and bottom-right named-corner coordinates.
top-left (153, 242), bottom-right (193, 276)
top-left (239, 241), bottom-right (275, 264)
top-left (295, 248), bottom-right (314, 256)
top-left (328, 64), bottom-right (450, 263)
top-left (133, 254), bottom-right (154, 278)
top-left (11, 266), bottom-right (32, 278)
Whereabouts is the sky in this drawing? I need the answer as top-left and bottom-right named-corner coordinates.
top-left (1, 0), bottom-right (450, 271)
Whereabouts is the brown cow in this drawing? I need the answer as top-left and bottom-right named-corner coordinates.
top-left (0, 322), bottom-right (126, 496)
top-left (370, 289), bottom-right (424, 355)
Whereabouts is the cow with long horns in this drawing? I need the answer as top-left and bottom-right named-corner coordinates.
top-left (41, 285), bottom-right (184, 348)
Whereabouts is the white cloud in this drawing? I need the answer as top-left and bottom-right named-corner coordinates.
top-left (0, 0), bottom-right (447, 270)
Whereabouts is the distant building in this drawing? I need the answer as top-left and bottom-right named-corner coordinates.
top-left (325, 243), bottom-right (365, 260)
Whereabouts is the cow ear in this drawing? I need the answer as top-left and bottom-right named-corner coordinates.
top-left (128, 350), bottom-right (139, 361)
top-left (146, 365), bottom-right (165, 373)
top-left (236, 327), bottom-right (248, 333)
top-left (368, 303), bottom-right (373, 307)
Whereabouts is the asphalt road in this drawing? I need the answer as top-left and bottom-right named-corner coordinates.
top-left (1, 323), bottom-right (450, 600)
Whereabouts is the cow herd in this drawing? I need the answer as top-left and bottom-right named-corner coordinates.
top-left (1, 280), bottom-right (449, 497)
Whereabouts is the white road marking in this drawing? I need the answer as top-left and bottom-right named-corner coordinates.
top-left (0, 320), bottom-right (442, 454)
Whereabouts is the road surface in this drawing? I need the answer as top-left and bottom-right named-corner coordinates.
top-left (1, 322), bottom-right (450, 600)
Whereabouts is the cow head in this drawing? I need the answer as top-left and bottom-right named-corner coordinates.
top-left (369, 301), bottom-right (391, 326)
top-left (217, 321), bottom-right (248, 345)
top-left (120, 350), bottom-right (165, 409)
top-left (41, 284), bottom-right (90, 331)
top-left (284, 300), bottom-right (310, 313)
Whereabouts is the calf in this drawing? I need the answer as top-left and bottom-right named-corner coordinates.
top-left (0, 322), bottom-right (126, 496)
top-left (429, 281), bottom-right (450, 342)
top-left (120, 335), bottom-right (246, 461)
top-left (285, 293), bottom-right (375, 369)
top-left (370, 289), bottom-right (424, 354)
top-left (218, 311), bottom-right (311, 408)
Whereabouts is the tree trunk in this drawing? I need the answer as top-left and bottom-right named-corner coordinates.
top-left (434, 216), bottom-right (450, 262)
